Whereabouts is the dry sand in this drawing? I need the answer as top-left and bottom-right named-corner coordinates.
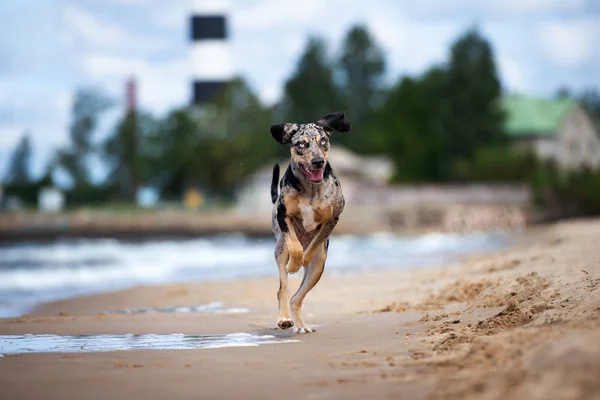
top-left (1, 218), bottom-right (600, 400)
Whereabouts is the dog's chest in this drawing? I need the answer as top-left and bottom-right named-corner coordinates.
top-left (292, 196), bottom-right (333, 233)
top-left (298, 200), bottom-right (318, 232)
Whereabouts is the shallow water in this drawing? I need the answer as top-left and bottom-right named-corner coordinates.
top-left (108, 301), bottom-right (250, 315)
top-left (0, 231), bottom-right (518, 317)
top-left (0, 333), bottom-right (300, 355)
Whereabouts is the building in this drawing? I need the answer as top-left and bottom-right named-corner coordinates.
top-left (503, 95), bottom-right (600, 169)
top-left (38, 187), bottom-right (65, 213)
top-left (235, 147), bottom-right (394, 217)
top-left (189, 0), bottom-right (233, 104)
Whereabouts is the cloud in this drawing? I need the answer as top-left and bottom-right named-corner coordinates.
top-left (233, 0), bottom-right (322, 29)
top-left (63, 5), bottom-right (124, 47)
top-left (81, 54), bottom-right (188, 113)
top-left (190, 0), bottom-right (231, 13)
top-left (259, 84), bottom-right (281, 106)
top-left (62, 4), bottom-right (171, 55)
top-left (83, 0), bottom-right (157, 5)
top-left (490, 0), bottom-right (585, 13)
top-left (0, 125), bottom-right (24, 150)
top-left (405, 0), bottom-right (587, 17)
top-left (537, 19), bottom-right (596, 67)
top-left (497, 57), bottom-right (527, 92)
top-left (363, 10), bottom-right (461, 76)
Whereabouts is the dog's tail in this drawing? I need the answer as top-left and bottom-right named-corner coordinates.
top-left (270, 164), bottom-right (280, 204)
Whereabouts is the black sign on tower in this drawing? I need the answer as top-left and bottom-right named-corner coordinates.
top-left (189, 0), bottom-right (233, 104)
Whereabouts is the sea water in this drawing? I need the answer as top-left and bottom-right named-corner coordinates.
top-left (0, 231), bottom-right (516, 318)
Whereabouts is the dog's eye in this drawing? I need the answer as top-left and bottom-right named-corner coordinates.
top-left (297, 143), bottom-right (306, 148)
top-left (320, 139), bottom-right (327, 146)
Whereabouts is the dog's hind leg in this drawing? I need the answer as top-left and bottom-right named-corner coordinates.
top-left (275, 239), bottom-right (294, 329)
top-left (290, 241), bottom-right (327, 333)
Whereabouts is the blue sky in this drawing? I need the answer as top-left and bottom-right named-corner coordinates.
top-left (1, 0), bottom-right (599, 181)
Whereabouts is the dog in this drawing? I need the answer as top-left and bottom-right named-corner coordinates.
top-left (269, 111), bottom-right (351, 333)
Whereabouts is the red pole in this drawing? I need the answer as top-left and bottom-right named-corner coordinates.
top-left (126, 78), bottom-right (136, 112)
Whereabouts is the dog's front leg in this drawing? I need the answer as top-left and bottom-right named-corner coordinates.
top-left (302, 216), bottom-right (339, 266)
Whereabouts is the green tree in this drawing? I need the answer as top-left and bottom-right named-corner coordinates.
top-left (579, 87), bottom-right (600, 129)
top-left (154, 78), bottom-right (274, 200)
top-left (193, 78), bottom-right (274, 197)
top-left (4, 132), bottom-right (33, 184)
top-left (103, 110), bottom-right (158, 200)
top-left (366, 73), bottom-right (442, 181)
top-left (279, 37), bottom-right (344, 124)
top-left (438, 27), bottom-right (506, 179)
top-left (338, 24), bottom-right (386, 142)
top-left (453, 146), bottom-right (538, 182)
top-left (57, 88), bottom-right (112, 188)
top-left (150, 107), bottom-right (202, 199)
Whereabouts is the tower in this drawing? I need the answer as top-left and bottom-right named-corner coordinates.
top-left (189, 0), bottom-right (234, 104)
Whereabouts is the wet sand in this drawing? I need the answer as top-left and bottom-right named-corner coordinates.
top-left (1, 218), bottom-right (600, 399)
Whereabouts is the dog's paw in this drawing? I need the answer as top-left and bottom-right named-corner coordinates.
top-left (277, 318), bottom-right (294, 330)
top-left (293, 325), bottom-right (313, 334)
top-left (286, 261), bottom-right (302, 274)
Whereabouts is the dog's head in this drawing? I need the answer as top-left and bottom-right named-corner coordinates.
top-left (270, 112), bottom-right (351, 183)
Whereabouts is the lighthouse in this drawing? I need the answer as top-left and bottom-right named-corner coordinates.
top-left (189, 0), bottom-right (234, 104)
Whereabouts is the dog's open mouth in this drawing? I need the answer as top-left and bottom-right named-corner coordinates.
top-left (299, 164), bottom-right (325, 183)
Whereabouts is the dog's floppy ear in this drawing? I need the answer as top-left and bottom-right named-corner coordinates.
top-left (316, 112), bottom-right (351, 134)
top-left (270, 123), bottom-right (299, 144)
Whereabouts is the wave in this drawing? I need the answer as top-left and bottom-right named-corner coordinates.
top-left (0, 231), bottom-right (515, 317)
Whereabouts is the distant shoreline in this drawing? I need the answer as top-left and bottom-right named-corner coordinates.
top-left (0, 204), bottom-right (535, 243)
top-left (0, 209), bottom-right (395, 243)
top-left (0, 210), bottom-right (272, 243)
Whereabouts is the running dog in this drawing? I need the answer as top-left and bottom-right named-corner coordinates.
top-left (269, 111), bottom-right (351, 333)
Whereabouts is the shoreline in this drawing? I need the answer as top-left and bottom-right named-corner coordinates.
top-left (1, 218), bottom-right (599, 399)
top-left (0, 204), bottom-right (530, 242)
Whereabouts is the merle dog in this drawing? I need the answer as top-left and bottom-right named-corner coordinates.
top-left (269, 112), bottom-right (351, 333)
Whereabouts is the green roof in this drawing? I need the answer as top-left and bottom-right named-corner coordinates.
top-left (502, 95), bottom-right (577, 137)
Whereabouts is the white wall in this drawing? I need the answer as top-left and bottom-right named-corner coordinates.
top-left (557, 107), bottom-right (600, 169)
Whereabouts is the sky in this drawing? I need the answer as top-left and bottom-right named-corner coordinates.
top-left (1, 0), bottom-right (599, 181)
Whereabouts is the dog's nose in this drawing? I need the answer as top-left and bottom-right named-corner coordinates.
top-left (311, 157), bottom-right (325, 168)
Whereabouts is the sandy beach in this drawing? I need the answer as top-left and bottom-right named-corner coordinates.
top-left (1, 218), bottom-right (600, 400)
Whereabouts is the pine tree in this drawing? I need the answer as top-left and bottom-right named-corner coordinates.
top-left (4, 132), bottom-right (32, 184)
top-left (280, 37), bottom-right (344, 124)
top-left (338, 25), bottom-right (385, 131)
top-left (57, 88), bottom-right (112, 188)
top-left (439, 27), bottom-right (505, 175)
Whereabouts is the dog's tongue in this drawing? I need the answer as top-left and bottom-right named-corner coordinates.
top-left (308, 168), bottom-right (324, 182)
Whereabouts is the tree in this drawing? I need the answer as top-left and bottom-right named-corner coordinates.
top-left (438, 27), bottom-right (506, 179)
top-left (150, 107), bottom-right (202, 199)
top-left (153, 78), bottom-right (274, 200)
top-left (4, 132), bottom-right (33, 184)
top-left (57, 88), bottom-right (112, 188)
top-left (103, 110), bottom-right (158, 201)
top-left (338, 25), bottom-right (386, 139)
top-left (366, 73), bottom-right (443, 182)
top-left (279, 37), bottom-right (344, 124)
top-left (579, 87), bottom-right (600, 125)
